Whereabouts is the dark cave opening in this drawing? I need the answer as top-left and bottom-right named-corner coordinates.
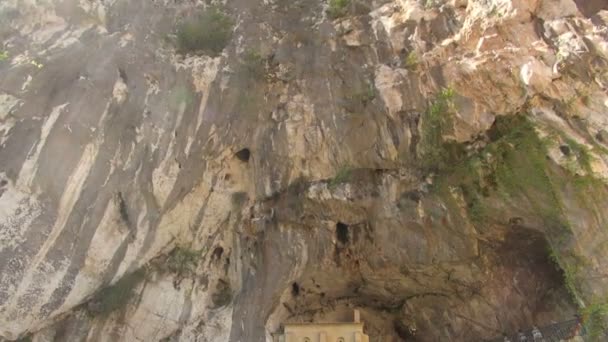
top-left (291, 282), bottom-right (300, 297)
top-left (235, 148), bottom-right (251, 162)
top-left (281, 224), bottom-right (579, 341)
top-left (336, 222), bottom-right (349, 244)
top-left (212, 246), bottom-right (224, 261)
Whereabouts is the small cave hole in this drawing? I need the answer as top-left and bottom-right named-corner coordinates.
top-left (291, 282), bottom-right (300, 297)
top-left (212, 246), bottom-right (224, 260)
top-left (235, 148), bottom-right (251, 162)
top-left (559, 145), bottom-right (571, 156)
top-left (0, 179), bottom-right (7, 187)
top-left (336, 222), bottom-right (349, 244)
top-left (395, 320), bottom-right (417, 339)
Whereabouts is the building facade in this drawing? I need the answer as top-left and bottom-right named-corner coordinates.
top-left (274, 310), bottom-right (370, 342)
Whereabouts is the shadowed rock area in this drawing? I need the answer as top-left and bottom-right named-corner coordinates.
top-left (1, 0), bottom-right (608, 341)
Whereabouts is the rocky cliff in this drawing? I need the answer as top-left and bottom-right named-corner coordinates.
top-left (1, 0), bottom-right (608, 341)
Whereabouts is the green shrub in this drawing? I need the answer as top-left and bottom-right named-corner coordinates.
top-left (327, 0), bottom-right (350, 19)
top-left (329, 166), bottom-right (352, 188)
top-left (167, 246), bottom-right (201, 276)
top-left (176, 7), bottom-right (234, 56)
top-left (0, 51), bottom-right (8, 61)
top-left (438, 86), bottom-right (455, 103)
top-left (239, 49), bottom-right (266, 79)
top-left (405, 51), bottom-right (419, 70)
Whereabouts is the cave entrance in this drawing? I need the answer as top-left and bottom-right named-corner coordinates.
top-left (336, 222), bottom-right (349, 244)
top-left (235, 148), bottom-right (251, 162)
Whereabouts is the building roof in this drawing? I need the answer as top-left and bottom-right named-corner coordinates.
top-left (284, 322), bottom-right (364, 327)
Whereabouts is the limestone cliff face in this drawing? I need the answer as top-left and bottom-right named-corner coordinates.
top-left (1, 0), bottom-right (608, 341)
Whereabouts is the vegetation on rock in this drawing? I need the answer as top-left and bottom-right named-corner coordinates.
top-left (430, 113), bottom-right (608, 321)
top-left (582, 301), bottom-right (608, 340)
top-left (176, 7), bottom-right (233, 56)
top-left (327, 0), bottom-right (349, 19)
top-left (166, 246), bottom-right (202, 276)
top-left (329, 166), bottom-right (352, 188)
top-left (404, 51), bottom-right (419, 70)
top-left (548, 247), bottom-right (581, 303)
top-left (239, 49), bottom-right (266, 80)
top-left (419, 87), bottom-right (459, 172)
top-left (430, 115), bottom-right (566, 228)
top-left (563, 137), bottom-right (593, 174)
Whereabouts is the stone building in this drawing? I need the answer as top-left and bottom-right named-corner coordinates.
top-left (274, 310), bottom-right (370, 342)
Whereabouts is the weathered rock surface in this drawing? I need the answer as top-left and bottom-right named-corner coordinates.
top-left (1, 0), bottom-right (607, 341)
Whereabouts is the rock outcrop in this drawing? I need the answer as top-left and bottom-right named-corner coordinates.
top-left (1, 0), bottom-right (607, 341)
